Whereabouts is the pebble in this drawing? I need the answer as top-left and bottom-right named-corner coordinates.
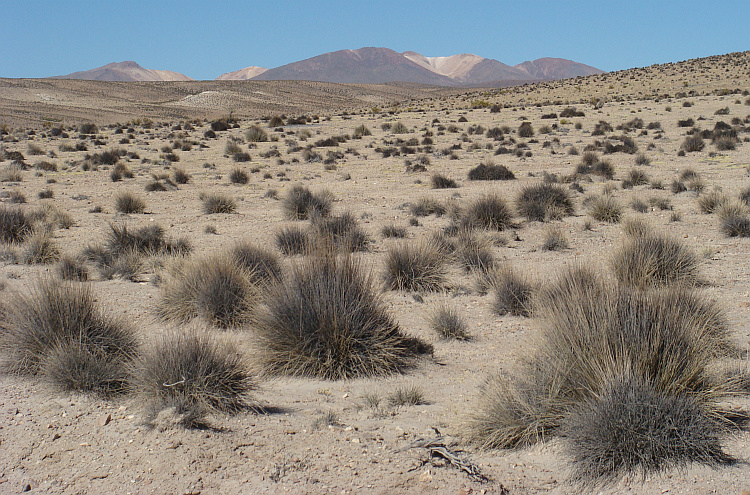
top-left (98, 413), bottom-right (112, 426)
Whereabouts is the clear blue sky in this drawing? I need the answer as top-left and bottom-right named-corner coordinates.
top-left (2, 0), bottom-right (748, 80)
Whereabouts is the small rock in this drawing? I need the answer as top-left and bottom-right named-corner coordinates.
top-left (98, 413), bottom-right (112, 427)
top-left (458, 489), bottom-right (474, 495)
top-left (6, 408), bottom-right (18, 415)
top-left (52, 433), bottom-right (61, 441)
top-left (419, 469), bottom-right (433, 482)
top-left (22, 484), bottom-right (31, 492)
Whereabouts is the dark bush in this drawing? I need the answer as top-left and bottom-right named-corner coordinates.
top-left (430, 173), bottom-right (458, 189)
top-left (229, 168), bottom-right (249, 184)
top-left (114, 192), bottom-right (146, 214)
top-left (275, 226), bottom-right (310, 255)
top-left (156, 252), bottom-right (259, 329)
top-left (281, 185), bottom-right (332, 220)
top-left (256, 252), bottom-right (431, 379)
top-left (0, 206), bottom-right (32, 243)
top-left (516, 183), bottom-right (575, 222)
top-left (682, 135), bottom-right (705, 152)
top-left (468, 161), bottom-right (515, 181)
top-left (200, 192), bottom-right (236, 214)
top-left (0, 279), bottom-right (137, 396)
top-left (612, 231), bottom-right (700, 287)
top-left (384, 241), bottom-right (448, 292)
top-left (310, 212), bottom-right (371, 252)
top-left (132, 331), bottom-right (255, 427)
top-left (462, 194), bottom-right (513, 231)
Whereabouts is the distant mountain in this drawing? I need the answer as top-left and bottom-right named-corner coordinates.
top-left (215, 66), bottom-right (268, 81)
top-left (514, 57), bottom-right (603, 80)
top-left (236, 47), bottom-right (602, 86)
top-left (249, 47), bottom-right (457, 85)
top-left (51, 61), bottom-right (193, 82)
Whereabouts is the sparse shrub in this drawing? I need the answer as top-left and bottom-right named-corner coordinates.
top-left (37, 188), bottom-right (54, 199)
top-left (156, 252), bottom-right (259, 329)
top-left (714, 136), bottom-right (738, 151)
top-left (563, 375), bottom-right (733, 488)
top-left (246, 125), bottom-right (268, 142)
top-left (516, 183), bottom-right (575, 222)
top-left (621, 216), bottom-right (651, 237)
top-left (311, 212), bottom-right (371, 252)
top-left (541, 226), bottom-right (568, 251)
top-left (410, 197), bottom-right (446, 217)
top-left (587, 195), bottom-right (622, 223)
top-left (229, 168), bottom-right (249, 184)
top-left (468, 161), bottom-right (515, 181)
top-left (518, 122), bottom-right (534, 138)
top-left (132, 330), bottom-right (255, 427)
top-left (353, 124), bottom-right (372, 138)
top-left (57, 255), bottom-right (88, 281)
top-left (224, 139), bottom-right (243, 156)
top-left (1, 162), bottom-right (24, 182)
top-left (453, 230), bottom-right (496, 273)
top-left (172, 168), bottom-right (190, 184)
top-left (275, 226), bottom-right (310, 255)
top-left (670, 180), bottom-right (687, 194)
top-left (635, 153), bottom-right (650, 166)
top-left (381, 224), bottom-right (407, 239)
top-left (22, 229), bottom-right (60, 264)
top-left (630, 198), bottom-right (649, 213)
top-left (682, 135), bottom-right (705, 152)
top-left (490, 266), bottom-right (534, 317)
top-left (467, 268), bottom-right (737, 456)
top-left (0, 279), bottom-right (136, 396)
top-left (384, 240), bottom-right (448, 292)
top-left (233, 152), bottom-right (251, 162)
top-left (255, 251), bottom-right (431, 379)
top-left (0, 206), bottom-right (32, 243)
top-left (612, 231), bottom-right (700, 287)
top-left (78, 123), bottom-right (98, 135)
top-left (114, 192), bottom-right (146, 214)
top-left (431, 173), bottom-right (458, 189)
top-left (145, 180), bottom-right (167, 192)
top-left (282, 185), bottom-right (332, 220)
top-left (391, 121), bottom-right (408, 134)
top-left (269, 115), bottom-right (285, 127)
top-left (103, 223), bottom-right (190, 257)
top-left (697, 190), bottom-right (728, 213)
top-left (200, 192), bottom-right (236, 214)
top-left (388, 385), bottom-right (427, 407)
top-left (229, 242), bottom-right (283, 284)
top-left (428, 303), bottom-right (470, 340)
top-left (8, 190), bottom-right (26, 204)
top-left (462, 194), bottom-right (513, 231)
top-left (621, 168), bottom-right (649, 188)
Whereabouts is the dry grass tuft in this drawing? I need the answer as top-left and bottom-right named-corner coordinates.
top-left (256, 251), bottom-right (431, 379)
top-left (383, 240), bottom-right (449, 292)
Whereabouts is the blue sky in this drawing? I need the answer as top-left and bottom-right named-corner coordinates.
top-left (2, 0), bottom-right (748, 80)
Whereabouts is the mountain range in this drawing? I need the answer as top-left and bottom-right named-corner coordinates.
top-left (52, 47), bottom-right (603, 86)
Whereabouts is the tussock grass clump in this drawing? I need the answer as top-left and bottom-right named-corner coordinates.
top-left (388, 385), bottom-right (427, 407)
top-left (563, 375), bottom-right (734, 489)
top-left (430, 173), bottom-right (458, 189)
top-left (114, 192), bottom-right (146, 214)
top-left (229, 168), bottom-right (249, 184)
top-left (453, 230), bottom-right (496, 273)
top-left (105, 223), bottom-right (190, 257)
top-left (468, 161), bottom-right (515, 181)
top-left (275, 225), bottom-right (310, 255)
top-left (682, 135), bottom-right (705, 152)
top-left (200, 192), bottom-right (236, 214)
top-left (156, 253), bottom-right (259, 329)
top-left (462, 194), bottom-right (513, 231)
top-left (381, 224), bottom-right (407, 239)
top-left (612, 231), bottom-right (700, 287)
top-left (384, 240), bottom-right (449, 292)
top-left (132, 330), bottom-right (255, 427)
top-left (717, 202), bottom-right (750, 237)
top-left (256, 252), bottom-right (431, 379)
top-left (428, 303), bottom-right (470, 341)
top-left (697, 190), bottom-right (728, 214)
top-left (229, 241), bottom-right (283, 284)
top-left (0, 205), bottom-right (33, 244)
top-left (57, 255), bottom-right (89, 281)
top-left (0, 279), bottom-right (137, 395)
top-left (516, 183), bottom-right (575, 222)
top-left (172, 168), bottom-right (190, 184)
top-left (541, 226), bottom-right (568, 251)
top-left (467, 267), bottom-right (738, 461)
top-left (489, 266), bottom-right (535, 317)
top-left (311, 212), bottom-right (371, 252)
top-left (245, 125), bottom-right (268, 142)
top-left (282, 185), bottom-right (333, 220)
top-left (22, 229), bottom-right (60, 264)
top-left (587, 195), bottom-right (623, 223)
top-left (409, 197), bottom-right (446, 217)
top-left (1, 162), bottom-right (24, 183)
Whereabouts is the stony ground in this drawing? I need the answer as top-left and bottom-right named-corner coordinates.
top-left (1, 52), bottom-right (750, 494)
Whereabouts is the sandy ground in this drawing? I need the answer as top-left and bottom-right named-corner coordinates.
top-left (1, 53), bottom-right (750, 494)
